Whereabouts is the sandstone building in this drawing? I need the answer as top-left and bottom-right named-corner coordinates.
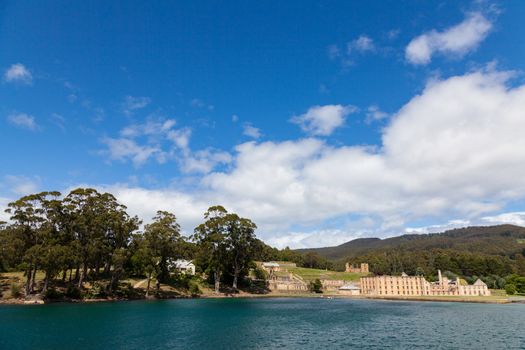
top-left (360, 270), bottom-right (490, 297)
top-left (345, 262), bottom-right (369, 273)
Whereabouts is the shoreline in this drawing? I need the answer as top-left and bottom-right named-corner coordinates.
top-left (1, 292), bottom-right (520, 306)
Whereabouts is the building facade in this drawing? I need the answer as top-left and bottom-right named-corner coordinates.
top-left (360, 270), bottom-right (490, 297)
top-left (345, 263), bottom-right (369, 274)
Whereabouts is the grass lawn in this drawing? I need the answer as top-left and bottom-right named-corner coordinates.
top-left (288, 267), bottom-right (365, 282)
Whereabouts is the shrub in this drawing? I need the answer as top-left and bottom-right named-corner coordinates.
top-left (505, 283), bottom-right (516, 295)
top-left (65, 285), bottom-right (82, 299)
top-left (189, 280), bottom-right (202, 297)
top-left (309, 279), bottom-right (323, 293)
top-left (10, 283), bottom-right (22, 298)
top-left (86, 282), bottom-right (107, 299)
top-left (44, 288), bottom-right (63, 300)
top-left (254, 267), bottom-right (268, 280)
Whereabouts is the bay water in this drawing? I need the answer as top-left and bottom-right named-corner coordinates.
top-left (1, 298), bottom-right (524, 349)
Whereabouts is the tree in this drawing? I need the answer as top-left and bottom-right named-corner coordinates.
top-left (63, 188), bottom-right (139, 289)
top-left (193, 206), bottom-right (229, 293)
top-left (309, 279), bottom-right (323, 293)
top-left (143, 211), bottom-right (181, 286)
top-left (226, 215), bottom-right (257, 290)
top-left (5, 191), bottom-right (62, 295)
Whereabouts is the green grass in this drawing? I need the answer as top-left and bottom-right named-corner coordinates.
top-left (288, 267), bottom-right (365, 282)
top-left (517, 239), bottom-right (525, 244)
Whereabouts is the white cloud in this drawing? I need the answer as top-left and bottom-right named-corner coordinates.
top-left (4, 63), bottom-right (32, 85)
top-left (21, 67), bottom-right (525, 248)
top-left (406, 13), bottom-right (492, 65)
top-left (180, 149), bottom-right (232, 174)
top-left (121, 96), bottom-right (151, 115)
top-left (101, 138), bottom-right (163, 167)
top-left (347, 35), bottom-right (375, 53)
top-left (291, 104), bottom-right (357, 136)
top-left (365, 105), bottom-right (389, 123)
top-left (2, 175), bottom-right (40, 196)
top-left (167, 128), bottom-right (192, 150)
top-left (243, 123), bottom-right (261, 139)
top-left (481, 212), bottom-right (525, 226)
top-left (7, 113), bottom-right (38, 131)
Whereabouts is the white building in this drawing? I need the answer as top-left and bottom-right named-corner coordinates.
top-left (169, 259), bottom-right (196, 275)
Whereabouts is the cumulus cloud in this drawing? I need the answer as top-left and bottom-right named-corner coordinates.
top-left (4, 63), bottom-right (32, 85)
top-left (243, 123), bottom-right (261, 139)
top-left (13, 68), bottom-right (525, 248)
top-left (7, 113), bottom-right (38, 131)
top-left (406, 13), bottom-right (492, 65)
top-left (291, 105), bottom-right (357, 136)
top-left (121, 96), bottom-right (151, 115)
top-left (100, 68), bottom-right (525, 248)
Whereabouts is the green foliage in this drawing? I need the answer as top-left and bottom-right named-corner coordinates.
top-left (254, 267), bottom-right (268, 280)
top-left (505, 283), bottom-right (516, 295)
top-left (505, 275), bottom-right (525, 294)
top-left (309, 278), bottom-right (323, 293)
top-left (65, 285), bottom-right (82, 299)
top-left (188, 280), bottom-right (202, 296)
top-left (44, 288), bottom-right (63, 300)
top-left (10, 283), bottom-right (22, 298)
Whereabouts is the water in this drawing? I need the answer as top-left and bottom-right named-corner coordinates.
top-left (1, 298), bottom-right (524, 349)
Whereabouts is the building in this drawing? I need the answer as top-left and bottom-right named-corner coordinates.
top-left (338, 283), bottom-right (361, 296)
top-left (168, 259), bottom-right (196, 275)
top-left (261, 262), bottom-right (281, 272)
top-left (267, 273), bottom-right (309, 292)
top-left (345, 262), bottom-right (369, 274)
top-left (360, 270), bottom-right (490, 297)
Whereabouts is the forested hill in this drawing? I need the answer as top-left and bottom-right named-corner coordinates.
top-left (297, 224), bottom-right (525, 261)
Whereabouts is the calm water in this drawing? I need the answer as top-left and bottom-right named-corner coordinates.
top-left (1, 298), bottom-right (524, 349)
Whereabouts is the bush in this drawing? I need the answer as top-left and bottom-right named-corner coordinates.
top-left (188, 280), bottom-right (202, 297)
top-left (44, 288), bottom-right (63, 300)
top-left (86, 282), bottom-right (107, 299)
top-left (65, 285), bottom-right (82, 299)
top-left (309, 279), bottom-right (323, 293)
top-left (10, 283), bottom-right (22, 298)
top-left (254, 267), bottom-right (268, 280)
top-left (505, 283), bottom-right (516, 295)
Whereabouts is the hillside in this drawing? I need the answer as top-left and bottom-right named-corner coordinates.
top-left (298, 224), bottom-right (525, 261)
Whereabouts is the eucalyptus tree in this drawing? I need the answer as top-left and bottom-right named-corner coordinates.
top-left (5, 191), bottom-right (62, 294)
top-left (143, 211), bottom-right (181, 285)
top-left (226, 215), bottom-right (257, 289)
top-left (193, 206), bottom-right (229, 293)
top-left (63, 188), bottom-right (140, 289)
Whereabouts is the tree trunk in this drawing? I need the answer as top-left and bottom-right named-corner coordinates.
top-left (42, 273), bottom-right (49, 293)
top-left (146, 271), bottom-right (152, 297)
top-left (25, 262), bottom-right (33, 296)
top-left (30, 264), bottom-right (37, 293)
top-left (232, 266), bottom-right (239, 290)
top-left (74, 265), bottom-right (80, 281)
top-left (78, 260), bottom-right (88, 288)
top-left (62, 269), bottom-right (67, 282)
top-left (69, 269), bottom-right (73, 283)
top-left (214, 269), bottom-right (220, 293)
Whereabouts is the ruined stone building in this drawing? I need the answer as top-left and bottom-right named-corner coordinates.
top-left (345, 262), bottom-right (369, 274)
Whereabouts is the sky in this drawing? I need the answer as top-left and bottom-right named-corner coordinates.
top-left (2, 0), bottom-right (525, 248)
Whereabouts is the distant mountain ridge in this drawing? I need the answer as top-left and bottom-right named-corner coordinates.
top-left (297, 224), bottom-right (525, 261)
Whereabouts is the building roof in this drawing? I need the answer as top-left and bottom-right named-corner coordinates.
top-left (473, 279), bottom-right (487, 286)
top-left (172, 259), bottom-right (195, 269)
top-left (339, 284), bottom-right (360, 290)
top-left (262, 262), bottom-right (280, 267)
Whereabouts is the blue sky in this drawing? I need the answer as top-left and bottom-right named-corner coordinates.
top-left (2, 1), bottom-right (525, 248)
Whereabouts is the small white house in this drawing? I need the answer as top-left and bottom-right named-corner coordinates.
top-left (169, 259), bottom-right (196, 275)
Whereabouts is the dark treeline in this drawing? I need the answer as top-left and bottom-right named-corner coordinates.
top-left (0, 188), bottom-right (287, 298)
